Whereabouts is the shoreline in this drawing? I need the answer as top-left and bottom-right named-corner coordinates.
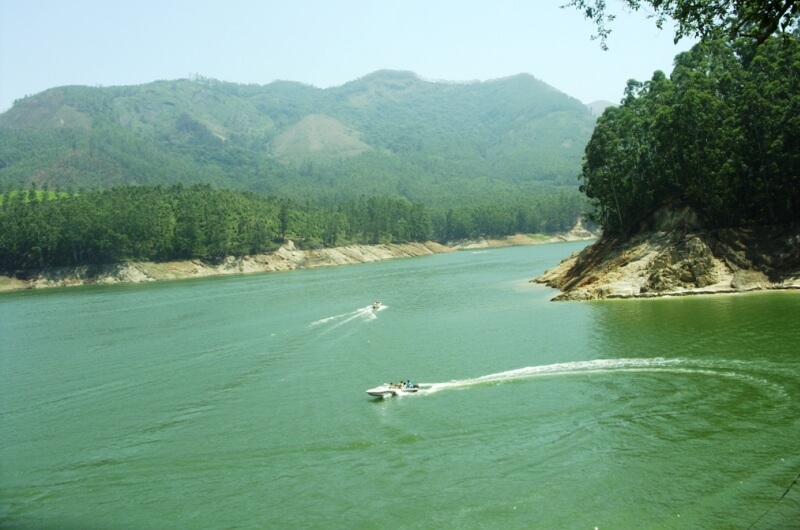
top-left (0, 232), bottom-right (596, 294)
top-left (7, 224), bottom-right (795, 300)
top-left (0, 240), bottom-right (452, 293)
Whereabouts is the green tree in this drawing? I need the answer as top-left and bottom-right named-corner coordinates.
top-left (566, 0), bottom-right (800, 48)
top-left (578, 36), bottom-right (800, 234)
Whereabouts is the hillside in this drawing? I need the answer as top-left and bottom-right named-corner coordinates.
top-left (0, 71), bottom-right (595, 206)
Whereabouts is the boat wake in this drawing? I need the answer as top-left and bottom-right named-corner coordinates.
top-left (310, 304), bottom-right (386, 328)
top-left (413, 357), bottom-right (787, 397)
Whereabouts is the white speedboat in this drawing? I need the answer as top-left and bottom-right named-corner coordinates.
top-left (366, 383), bottom-right (419, 398)
top-left (371, 301), bottom-right (382, 310)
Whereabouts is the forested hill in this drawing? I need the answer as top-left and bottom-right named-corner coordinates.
top-left (0, 71), bottom-right (596, 206)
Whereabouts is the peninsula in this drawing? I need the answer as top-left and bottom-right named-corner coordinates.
top-left (534, 210), bottom-right (800, 300)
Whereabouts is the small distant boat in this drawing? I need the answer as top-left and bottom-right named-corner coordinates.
top-left (371, 300), bottom-right (382, 310)
top-left (366, 382), bottom-right (419, 398)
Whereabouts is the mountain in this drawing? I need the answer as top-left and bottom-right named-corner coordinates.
top-left (0, 71), bottom-right (596, 206)
top-left (586, 100), bottom-right (615, 116)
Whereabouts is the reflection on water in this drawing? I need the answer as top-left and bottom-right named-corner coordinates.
top-left (589, 292), bottom-right (800, 361)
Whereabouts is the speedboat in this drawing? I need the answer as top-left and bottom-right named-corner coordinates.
top-left (371, 301), bottom-right (382, 310)
top-left (366, 383), bottom-right (419, 398)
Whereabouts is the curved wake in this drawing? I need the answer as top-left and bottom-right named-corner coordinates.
top-left (414, 357), bottom-right (787, 397)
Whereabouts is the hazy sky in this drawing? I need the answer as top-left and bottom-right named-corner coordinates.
top-left (0, 0), bottom-right (696, 113)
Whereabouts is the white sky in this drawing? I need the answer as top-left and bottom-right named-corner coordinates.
top-left (0, 0), bottom-right (696, 113)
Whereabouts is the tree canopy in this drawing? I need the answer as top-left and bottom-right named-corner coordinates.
top-left (0, 185), bottom-right (588, 272)
top-left (566, 0), bottom-right (800, 48)
top-left (579, 35), bottom-right (800, 234)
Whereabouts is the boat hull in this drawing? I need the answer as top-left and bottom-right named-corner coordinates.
top-left (366, 385), bottom-right (418, 398)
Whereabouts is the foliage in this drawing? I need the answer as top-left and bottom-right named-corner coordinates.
top-left (0, 185), bottom-right (589, 271)
top-left (565, 0), bottom-right (800, 48)
top-left (579, 36), bottom-right (800, 233)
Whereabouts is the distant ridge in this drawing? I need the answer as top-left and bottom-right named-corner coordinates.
top-left (587, 100), bottom-right (616, 116)
top-left (0, 70), bottom-right (597, 206)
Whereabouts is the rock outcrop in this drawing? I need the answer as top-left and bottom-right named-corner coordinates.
top-left (534, 225), bottom-right (800, 300)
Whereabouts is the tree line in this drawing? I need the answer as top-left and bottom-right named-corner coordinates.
top-left (0, 184), bottom-right (588, 272)
top-left (579, 35), bottom-right (800, 234)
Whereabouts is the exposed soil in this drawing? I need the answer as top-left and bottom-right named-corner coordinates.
top-left (0, 240), bottom-right (454, 293)
top-left (533, 225), bottom-right (800, 300)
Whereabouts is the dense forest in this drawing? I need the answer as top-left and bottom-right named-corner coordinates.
top-left (579, 34), bottom-right (800, 234)
top-left (0, 185), bottom-right (586, 272)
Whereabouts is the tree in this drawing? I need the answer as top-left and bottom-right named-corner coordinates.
top-left (577, 36), bottom-right (800, 234)
top-left (565, 0), bottom-right (800, 48)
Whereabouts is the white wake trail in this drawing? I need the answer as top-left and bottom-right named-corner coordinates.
top-left (415, 358), bottom-right (782, 396)
top-left (310, 312), bottom-right (351, 326)
top-left (311, 305), bottom-right (385, 328)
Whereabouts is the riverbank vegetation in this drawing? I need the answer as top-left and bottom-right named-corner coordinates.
top-left (0, 184), bottom-right (587, 272)
top-left (579, 35), bottom-right (800, 234)
top-left (537, 4), bottom-right (800, 300)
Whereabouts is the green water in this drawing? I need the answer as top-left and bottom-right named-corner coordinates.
top-left (1, 242), bottom-right (799, 529)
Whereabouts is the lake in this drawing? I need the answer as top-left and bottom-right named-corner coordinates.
top-left (1, 241), bottom-right (799, 529)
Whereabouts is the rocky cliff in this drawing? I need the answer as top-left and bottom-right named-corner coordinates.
top-left (534, 225), bottom-right (800, 300)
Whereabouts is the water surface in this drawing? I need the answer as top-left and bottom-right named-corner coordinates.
top-left (1, 242), bottom-right (798, 528)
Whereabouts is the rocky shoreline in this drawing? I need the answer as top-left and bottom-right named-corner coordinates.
top-left (0, 240), bottom-right (455, 293)
top-left (0, 221), bottom-right (600, 294)
top-left (533, 225), bottom-right (800, 300)
top-left (6, 220), bottom-right (796, 301)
